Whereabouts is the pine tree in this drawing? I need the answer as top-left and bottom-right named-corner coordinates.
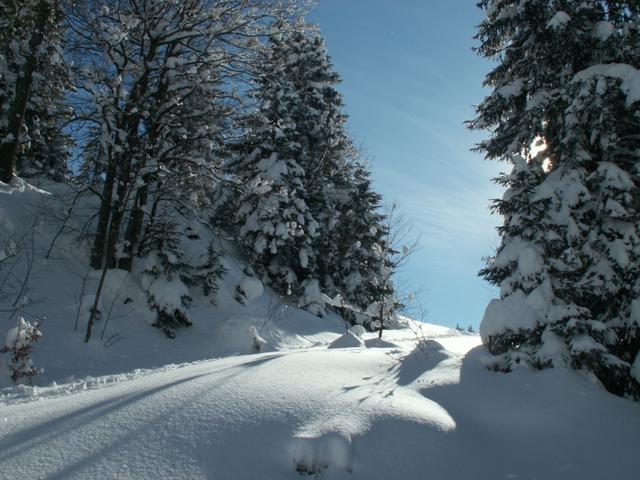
top-left (328, 161), bottom-right (390, 312)
top-left (225, 23), bottom-right (397, 317)
top-left (471, 1), bottom-right (640, 399)
top-left (227, 23), bottom-right (355, 302)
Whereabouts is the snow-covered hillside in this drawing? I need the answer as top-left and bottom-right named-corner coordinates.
top-left (2, 180), bottom-right (640, 480)
top-left (0, 179), bottom-right (356, 385)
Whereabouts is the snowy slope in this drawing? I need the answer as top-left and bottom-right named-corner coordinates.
top-left (1, 331), bottom-right (639, 480)
top-left (0, 179), bottom-right (352, 385)
top-left (2, 179), bottom-right (640, 479)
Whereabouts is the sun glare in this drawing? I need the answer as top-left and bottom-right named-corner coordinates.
top-left (527, 136), bottom-right (552, 172)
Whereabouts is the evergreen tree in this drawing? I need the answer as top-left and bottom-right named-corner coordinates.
top-left (227, 24), bottom-right (354, 302)
top-left (471, 0), bottom-right (640, 399)
top-left (227, 23), bottom-right (400, 318)
top-left (328, 161), bottom-right (390, 312)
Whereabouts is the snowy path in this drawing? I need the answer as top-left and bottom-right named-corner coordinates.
top-left (1, 334), bottom-right (639, 480)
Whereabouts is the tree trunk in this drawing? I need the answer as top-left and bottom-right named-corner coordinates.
top-left (118, 182), bottom-right (148, 270)
top-left (118, 63), bottom-right (170, 270)
top-left (90, 148), bottom-right (117, 268)
top-left (0, 1), bottom-right (52, 183)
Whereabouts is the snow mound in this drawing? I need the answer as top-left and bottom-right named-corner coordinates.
top-left (235, 275), bottom-right (264, 305)
top-left (349, 324), bottom-right (367, 338)
top-left (365, 337), bottom-right (399, 349)
top-left (327, 331), bottom-right (365, 349)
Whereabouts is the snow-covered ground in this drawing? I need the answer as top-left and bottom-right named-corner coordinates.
top-left (2, 180), bottom-right (640, 479)
top-left (2, 329), bottom-right (639, 479)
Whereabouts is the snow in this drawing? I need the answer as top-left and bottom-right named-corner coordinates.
top-left (1, 329), bottom-right (639, 479)
top-left (349, 324), bottom-right (366, 338)
top-left (237, 275), bottom-right (264, 304)
top-left (496, 78), bottom-right (525, 99)
top-left (299, 279), bottom-right (326, 316)
top-left (480, 291), bottom-right (542, 343)
top-left (572, 63), bottom-right (640, 106)
top-left (299, 247), bottom-right (309, 268)
top-left (327, 331), bottom-right (365, 349)
top-left (1, 181), bottom-right (640, 479)
top-left (593, 21), bottom-right (614, 41)
top-left (547, 11), bottom-right (571, 29)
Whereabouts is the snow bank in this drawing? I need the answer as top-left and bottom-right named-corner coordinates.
top-left (235, 275), bottom-right (264, 305)
top-left (327, 331), bottom-right (365, 349)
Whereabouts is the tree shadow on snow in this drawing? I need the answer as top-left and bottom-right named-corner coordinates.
top-left (0, 372), bottom-right (213, 465)
top-left (394, 339), bottom-right (448, 387)
top-left (410, 345), bottom-right (640, 480)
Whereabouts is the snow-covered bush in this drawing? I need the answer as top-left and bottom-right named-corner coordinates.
top-left (140, 215), bottom-right (225, 338)
top-left (298, 279), bottom-right (326, 317)
top-left (1, 317), bottom-right (43, 383)
top-left (235, 273), bottom-right (264, 306)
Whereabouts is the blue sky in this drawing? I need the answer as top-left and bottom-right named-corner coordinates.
top-left (309, 1), bottom-right (505, 329)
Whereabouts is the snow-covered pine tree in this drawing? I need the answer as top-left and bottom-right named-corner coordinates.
top-left (0, 0), bottom-right (70, 182)
top-left (227, 22), bottom-right (382, 313)
top-left (227, 23), bottom-right (348, 300)
top-left (229, 138), bottom-right (320, 295)
top-left (555, 28), bottom-right (640, 396)
top-left (479, 153), bottom-right (592, 369)
top-left (139, 215), bottom-right (193, 338)
top-left (471, 0), bottom-right (640, 399)
top-left (328, 161), bottom-right (391, 314)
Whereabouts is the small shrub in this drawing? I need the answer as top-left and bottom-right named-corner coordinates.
top-left (1, 317), bottom-right (44, 383)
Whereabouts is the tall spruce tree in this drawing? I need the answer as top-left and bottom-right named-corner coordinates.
top-left (328, 161), bottom-right (391, 312)
top-left (471, 1), bottom-right (640, 399)
top-left (227, 24), bottom-right (352, 301)
top-left (227, 23), bottom-right (395, 317)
